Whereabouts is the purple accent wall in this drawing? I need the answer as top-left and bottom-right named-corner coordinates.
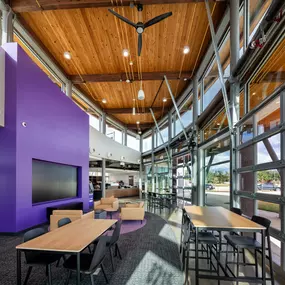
top-left (0, 43), bottom-right (89, 233)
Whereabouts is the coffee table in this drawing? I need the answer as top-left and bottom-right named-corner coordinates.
top-left (105, 208), bottom-right (117, 219)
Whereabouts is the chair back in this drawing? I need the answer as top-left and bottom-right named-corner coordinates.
top-left (89, 238), bottom-right (108, 271)
top-left (181, 210), bottom-right (192, 244)
top-left (23, 228), bottom-right (46, 263)
top-left (58, 217), bottom-right (72, 228)
top-left (231, 207), bottom-right (242, 215)
top-left (109, 220), bottom-right (122, 246)
top-left (252, 215), bottom-right (271, 234)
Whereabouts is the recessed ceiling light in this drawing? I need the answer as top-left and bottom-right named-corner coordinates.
top-left (183, 46), bottom-right (190, 54)
top-left (133, 98), bottom-right (135, 101)
top-left (63, 51), bottom-right (72, 60)
top-left (276, 101), bottom-right (280, 104)
top-left (184, 78), bottom-right (188, 81)
top-left (102, 98), bottom-right (107, 104)
top-left (136, 121), bottom-right (140, 125)
top-left (163, 97), bottom-right (167, 102)
top-left (126, 79), bottom-right (130, 83)
top-left (253, 92), bottom-right (256, 95)
top-left (122, 49), bottom-right (129, 57)
top-left (130, 61), bottom-right (133, 65)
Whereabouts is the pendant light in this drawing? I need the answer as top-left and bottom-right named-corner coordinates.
top-left (138, 80), bottom-right (145, 100)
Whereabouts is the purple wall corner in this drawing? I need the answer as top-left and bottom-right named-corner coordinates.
top-left (0, 43), bottom-right (90, 233)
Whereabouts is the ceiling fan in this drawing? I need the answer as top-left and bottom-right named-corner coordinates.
top-left (108, 4), bottom-right (172, 56)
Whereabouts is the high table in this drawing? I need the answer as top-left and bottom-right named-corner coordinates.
top-left (184, 206), bottom-right (266, 285)
top-left (16, 218), bottom-right (117, 285)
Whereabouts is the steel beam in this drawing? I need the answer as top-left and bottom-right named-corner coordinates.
top-left (65, 80), bottom-right (72, 98)
top-left (205, 0), bottom-right (232, 131)
top-left (164, 75), bottom-right (188, 141)
top-left (149, 108), bottom-right (170, 162)
top-left (1, 7), bottom-right (13, 45)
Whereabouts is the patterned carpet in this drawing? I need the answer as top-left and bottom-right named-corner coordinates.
top-left (0, 212), bottom-right (183, 285)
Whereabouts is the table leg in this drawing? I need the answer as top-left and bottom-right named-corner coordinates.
top-left (261, 230), bottom-right (266, 285)
top-left (77, 253), bottom-right (80, 285)
top-left (195, 227), bottom-right (199, 285)
top-left (17, 249), bottom-right (21, 285)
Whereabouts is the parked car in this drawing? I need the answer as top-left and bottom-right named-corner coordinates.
top-left (257, 182), bottom-right (280, 191)
top-left (206, 183), bottom-right (215, 190)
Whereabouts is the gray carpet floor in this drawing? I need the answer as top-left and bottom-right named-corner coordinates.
top-left (0, 212), bottom-right (183, 285)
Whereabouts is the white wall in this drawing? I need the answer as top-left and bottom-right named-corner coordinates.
top-left (0, 48), bottom-right (5, 127)
top-left (107, 173), bottom-right (139, 186)
top-left (89, 126), bottom-right (141, 164)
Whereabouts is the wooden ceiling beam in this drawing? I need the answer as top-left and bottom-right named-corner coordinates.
top-left (105, 107), bottom-right (162, 114)
top-left (11, 0), bottom-right (224, 13)
top-left (71, 71), bottom-right (192, 83)
top-left (127, 123), bottom-right (153, 130)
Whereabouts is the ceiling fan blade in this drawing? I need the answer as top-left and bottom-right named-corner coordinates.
top-left (108, 9), bottom-right (137, 28)
top-left (144, 12), bottom-right (172, 28)
top-left (138, 33), bottom-right (142, 56)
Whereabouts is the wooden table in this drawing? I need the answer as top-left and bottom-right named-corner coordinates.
top-left (16, 218), bottom-right (117, 285)
top-left (184, 206), bottom-right (266, 285)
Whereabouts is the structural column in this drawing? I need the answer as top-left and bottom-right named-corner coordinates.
top-left (1, 4), bottom-right (13, 45)
top-left (101, 158), bottom-right (106, 198)
top-left (123, 128), bottom-right (128, 146)
top-left (65, 80), bottom-right (72, 98)
top-left (139, 135), bottom-right (143, 199)
top-left (151, 127), bottom-right (155, 192)
top-left (102, 112), bottom-right (106, 135)
top-left (192, 75), bottom-right (199, 205)
top-left (230, 0), bottom-right (240, 209)
top-left (168, 112), bottom-right (172, 192)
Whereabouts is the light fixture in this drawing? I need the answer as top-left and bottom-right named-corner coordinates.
top-left (138, 89), bottom-right (145, 100)
top-left (132, 107), bottom-right (136, 115)
top-left (126, 79), bottom-right (130, 83)
top-left (63, 51), bottom-right (72, 60)
top-left (184, 78), bottom-right (188, 81)
top-left (138, 130), bottom-right (142, 135)
top-left (163, 97), bottom-right (167, 102)
top-left (276, 101), bottom-right (280, 104)
top-left (136, 121), bottom-right (140, 125)
top-left (102, 98), bottom-right (107, 104)
top-left (183, 46), bottom-right (190, 54)
top-left (130, 61), bottom-right (133, 65)
top-left (252, 92), bottom-right (256, 95)
top-left (122, 49), bottom-right (129, 57)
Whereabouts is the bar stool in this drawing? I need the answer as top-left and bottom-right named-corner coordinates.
top-left (180, 209), bottom-right (219, 273)
top-left (224, 215), bottom-right (274, 285)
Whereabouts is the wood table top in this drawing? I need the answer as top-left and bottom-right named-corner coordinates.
top-left (16, 219), bottom-right (117, 253)
top-left (184, 206), bottom-right (265, 230)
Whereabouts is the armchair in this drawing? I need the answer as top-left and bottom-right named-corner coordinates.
top-left (94, 197), bottom-right (119, 211)
top-left (120, 202), bottom-right (145, 222)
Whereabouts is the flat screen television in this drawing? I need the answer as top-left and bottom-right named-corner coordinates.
top-left (32, 159), bottom-right (78, 204)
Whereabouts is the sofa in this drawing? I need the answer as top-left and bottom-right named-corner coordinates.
top-left (94, 197), bottom-right (119, 211)
top-left (50, 210), bottom-right (94, 231)
top-left (120, 202), bottom-right (145, 222)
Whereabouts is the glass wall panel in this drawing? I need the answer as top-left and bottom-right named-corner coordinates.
top-left (157, 123), bottom-right (169, 146)
top-left (203, 108), bottom-right (228, 141)
top-left (89, 114), bottom-right (100, 131)
top-left (106, 123), bottom-right (123, 144)
top-left (257, 169), bottom-right (281, 193)
top-left (143, 135), bottom-right (152, 152)
top-left (127, 134), bottom-right (140, 151)
top-left (240, 117), bottom-right (253, 143)
top-left (249, 38), bottom-right (285, 110)
top-left (257, 134), bottom-right (281, 164)
top-left (256, 96), bottom-right (280, 134)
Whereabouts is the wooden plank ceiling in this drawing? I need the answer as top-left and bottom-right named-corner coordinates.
top-left (13, 0), bottom-right (227, 131)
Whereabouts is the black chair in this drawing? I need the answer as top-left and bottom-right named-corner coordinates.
top-left (231, 207), bottom-right (242, 216)
top-left (181, 209), bottom-right (219, 273)
top-left (94, 220), bottom-right (122, 272)
top-left (23, 228), bottom-right (61, 285)
top-left (224, 215), bottom-right (274, 285)
top-left (64, 238), bottom-right (109, 285)
top-left (58, 217), bottom-right (72, 228)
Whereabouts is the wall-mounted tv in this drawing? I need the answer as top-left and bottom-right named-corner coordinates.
top-left (32, 159), bottom-right (78, 204)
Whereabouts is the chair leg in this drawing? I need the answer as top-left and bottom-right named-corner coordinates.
top-left (225, 243), bottom-right (228, 275)
top-left (90, 274), bottom-right (95, 285)
top-left (242, 249), bottom-right (246, 264)
top-left (65, 270), bottom-right (72, 285)
top-left (268, 236), bottom-right (275, 285)
top-left (47, 264), bottom-right (52, 285)
top-left (116, 244), bottom-right (122, 260)
top-left (254, 249), bottom-right (258, 278)
top-left (109, 247), bottom-right (115, 272)
top-left (23, 266), bottom-right (33, 285)
top-left (101, 264), bottom-right (109, 284)
top-left (236, 249), bottom-right (240, 285)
